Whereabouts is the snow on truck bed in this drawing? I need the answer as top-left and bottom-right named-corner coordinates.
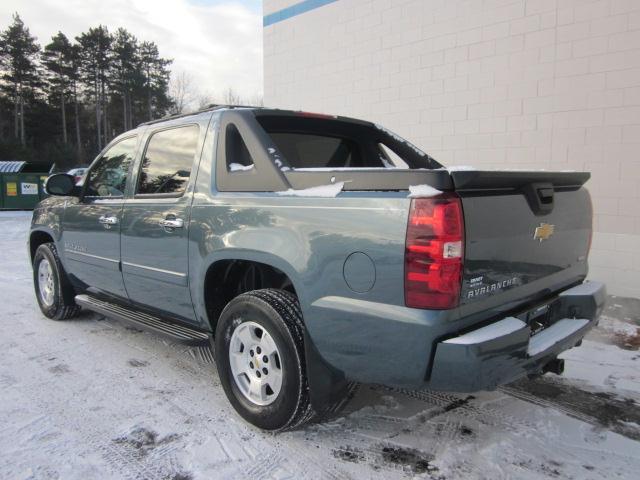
top-left (1, 211), bottom-right (639, 480)
top-left (276, 181), bottom-right (345, 197)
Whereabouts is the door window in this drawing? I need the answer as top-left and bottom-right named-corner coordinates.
top-left (85, 137), bottom-right (137, 197)
top-left (136, 125), bottom-right (199, 195)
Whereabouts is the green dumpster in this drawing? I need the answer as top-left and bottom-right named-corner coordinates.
top-left (0, 161), bottom-right (50, 210)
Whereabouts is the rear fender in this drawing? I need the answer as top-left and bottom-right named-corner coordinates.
top-left (196, 250), bottom-right (348, 408)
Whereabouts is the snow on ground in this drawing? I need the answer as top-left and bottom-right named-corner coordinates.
top-left (1, 211), bottom-right (639, 480)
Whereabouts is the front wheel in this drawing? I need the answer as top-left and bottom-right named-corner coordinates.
top-left (214, 289), bottom-right (314, 431)
top-left (33, 243), bottom-right (80, 320)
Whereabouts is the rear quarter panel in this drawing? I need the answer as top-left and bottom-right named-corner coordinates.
top-left (187, 190), bottom-right (453, 384)
top-left (189, 192), bottom-right (409, 317)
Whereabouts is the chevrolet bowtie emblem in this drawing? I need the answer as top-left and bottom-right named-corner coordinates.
top-left (534, 223), bottom-right (555, 242)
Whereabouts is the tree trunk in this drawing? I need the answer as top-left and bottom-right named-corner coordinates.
top-left (122, 91), bottom-right (127, 132)
top-left (147, 67), bottom-right (152, 121)
top-left (127, 94), bottom-right (133, 129)
top-left (19, 97), bottom-right (25, 146)
top-left (95, 102), bottom-right (101, 150)
top-left (61, 93), bottom-right (68, 144)
top-left (147, 88), bottom-right (152, 121)
top-left (13, 91), bottom-right (18, 140)
top-left (95, 74), bottom-right (102, 151)
top-left (73, 82), bottom-right (81, 153)
top-left (102, 81), bottom-right (108, 142)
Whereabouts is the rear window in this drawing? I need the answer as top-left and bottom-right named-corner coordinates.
top-left (255, 114), bottom-right (441, 170)
top-left (268, 133), bottom-right (359, 169)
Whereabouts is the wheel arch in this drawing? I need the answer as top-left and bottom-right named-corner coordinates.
top-left (29, 229), bottom-right (56, 262)
top-left (201, 254), bottom-right (303, 334)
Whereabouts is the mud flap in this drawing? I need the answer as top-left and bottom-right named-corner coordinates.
top-left (304, 331), bottom-right (350, 412)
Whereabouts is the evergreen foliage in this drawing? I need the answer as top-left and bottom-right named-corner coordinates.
top-left (0, 13), bottom-right (173, 170)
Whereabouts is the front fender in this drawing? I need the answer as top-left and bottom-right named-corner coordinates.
top-left (29, 211), bottom-right (64, 261)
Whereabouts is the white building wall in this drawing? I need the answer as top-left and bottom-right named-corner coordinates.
top-left (264, 0), bottom-right (640, 298)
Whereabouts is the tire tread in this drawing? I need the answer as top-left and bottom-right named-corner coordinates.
top-left (226, 288), bottom-right (315, 431)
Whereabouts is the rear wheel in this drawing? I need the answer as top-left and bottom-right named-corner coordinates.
top-left (215, 289), bottom-right (314, 431)
top-left (33, 243), bottom-right (80, 320)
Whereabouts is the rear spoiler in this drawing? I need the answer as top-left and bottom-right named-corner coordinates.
top-left (450, 170), bottom-right (590, 192)
top-left (284, 170), bottom-right (590, 193)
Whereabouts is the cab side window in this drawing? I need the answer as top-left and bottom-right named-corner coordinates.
top-left (136, 125), bottom-right (199, 196)
top-left (85, 137), bottom-right (137, 198)
top-left (226, 123), bottom-right (255, 171)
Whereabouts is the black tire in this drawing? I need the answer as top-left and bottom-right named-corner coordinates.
top-left (33, 243), bottom-right (80, 321)
top-left (214, 289), bottom-right (314, 431)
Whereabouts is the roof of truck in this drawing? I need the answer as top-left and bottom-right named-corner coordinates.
top-left (137, 105), bottom-right (371, 128)
top-left (137, 104), bottom-right (262, 127)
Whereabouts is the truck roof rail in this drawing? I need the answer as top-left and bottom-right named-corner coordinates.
top-left (137, 104), bottom-right (263, 127)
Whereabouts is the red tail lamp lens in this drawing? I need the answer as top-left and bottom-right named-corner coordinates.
top-left (405, 195), bottom-right (464, 309)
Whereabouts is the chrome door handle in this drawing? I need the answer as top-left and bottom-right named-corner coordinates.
top-left (99, 215), bottom-right (118, 225)
top-left (161, 218), bottom-right (184, 229)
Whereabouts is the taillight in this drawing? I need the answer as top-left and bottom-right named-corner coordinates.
top-left (405, 195), bottom-right (464, 309)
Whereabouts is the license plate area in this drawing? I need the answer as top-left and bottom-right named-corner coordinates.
top-left (516, 302), bottom-right (555, 335)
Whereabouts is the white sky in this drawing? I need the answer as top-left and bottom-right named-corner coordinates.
top-left (0, 0), bottom-right (263, 103)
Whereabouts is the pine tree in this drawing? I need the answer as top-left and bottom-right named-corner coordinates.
top-left (43, 32), bottom-right (73, 144)
top-left (67, 43), bottom-right (83, 154)
top-left (0, 16), bottom-right (178, 163)
top-left (112, 28), bottom-right (138, 131)
top-left (0, 13), bottom-right (41, 146)
top-left (77, 26), bottom-right (112, 151)
top-left (139, 41), bottom-right (172, 121)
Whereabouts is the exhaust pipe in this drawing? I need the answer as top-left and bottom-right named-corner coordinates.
top-left (543, 358), bottom-right (565, 376)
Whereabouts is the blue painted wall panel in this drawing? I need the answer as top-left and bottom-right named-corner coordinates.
top-left (263, 0), bottom-right (339, 27)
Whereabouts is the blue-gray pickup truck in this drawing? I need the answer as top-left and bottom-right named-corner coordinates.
top-left (30, 106), bottom-right (605, 430)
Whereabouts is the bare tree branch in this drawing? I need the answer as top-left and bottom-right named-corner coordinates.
top-left (168, 70), bottom-right (195, 114)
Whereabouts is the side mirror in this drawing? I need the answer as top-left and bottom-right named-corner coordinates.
top-left (45, 173), bottom-right (78, 196)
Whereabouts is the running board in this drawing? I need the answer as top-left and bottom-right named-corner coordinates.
top-left (75, 294), bottom-right (210, 345)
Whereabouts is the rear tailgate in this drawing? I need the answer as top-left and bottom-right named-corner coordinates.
top-left (451, 170), bottom-right (592, 308)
